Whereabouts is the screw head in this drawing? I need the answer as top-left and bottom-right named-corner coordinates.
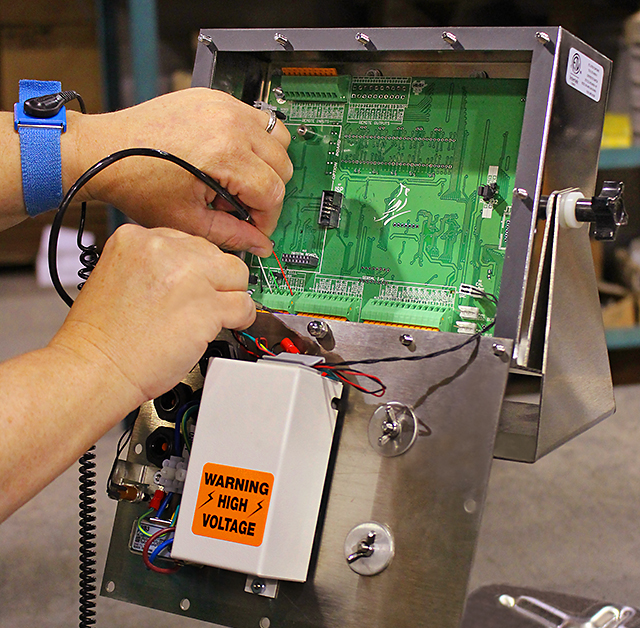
top-left (356, 32), bottom-right (371, 45)
top-left (492, 343), bottom-right (506, 357)
top-left (513, 187), bottom-right (529, 199)
top-left (307, 319), bottom-right (329, 339)
top-left (251, 579), bottom-right (266, 594)
top-left (536, 31), bottom-right (551, 45)
top-left (274, 33), bottom-right (288, 46)
top-left (442, 31), bottom-right (458, 45)
top-left (399, 333), bottom-right (414, 347)
top-left (198, 33), bottom-right (213, 44)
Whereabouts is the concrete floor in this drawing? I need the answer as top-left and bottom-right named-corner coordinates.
top-left (1, 271), bottom-right (639, 627)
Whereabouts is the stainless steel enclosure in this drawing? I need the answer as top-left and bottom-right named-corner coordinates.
top-left (191, 26), bottom-right (614, 462)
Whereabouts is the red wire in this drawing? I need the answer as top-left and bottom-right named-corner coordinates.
top-left (316, 365), bottom-right (386, 397)
top-left (256, 337), bottom-right (276, 356)
top-left (142, 527), bottom-right (180, 574)
top-left (272, 250), bottom-right (294, 296)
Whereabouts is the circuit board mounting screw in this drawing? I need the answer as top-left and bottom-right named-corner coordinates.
top-left (513, 187), bottom-right (529, 199)
top-left (308, 319), bottom-right (330, 339)
top-left (251, 579), bottom-right (266, 594)
top-left (442, 31), bottom-right (458, 45)
top-left (492, 343), bottom-right (507, 357)
top-left (400, 333), bottom-right (414, 347)
top-left (536, 32), bottom-right (551, 45)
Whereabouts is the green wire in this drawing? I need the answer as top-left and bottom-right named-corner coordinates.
top-left (170, 504), bottom-right (181, 526)
top-left (181, 405), bottom-right (199, 453)
top-left (137, 508), bottom-right (155, 538)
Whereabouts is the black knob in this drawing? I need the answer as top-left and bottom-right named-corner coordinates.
top-left (575, 180), bottom-right (627, 241)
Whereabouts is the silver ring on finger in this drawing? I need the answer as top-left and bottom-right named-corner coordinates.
top-left (265, 109), bottom-right (277, 134)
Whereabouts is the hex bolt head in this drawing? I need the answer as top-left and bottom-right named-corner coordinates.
top-left (356, 32), bottom-right (371, 45)
top-left (536, 31), bottom-right (551, 45)
top-left (400, 333), bottom-right (414, 347)
top-left (308, 319), bottom-right (330, 339)
top-left (198, 33), bottom-right (213, 45)
top-left (251, 579), bottom-right (266, 594)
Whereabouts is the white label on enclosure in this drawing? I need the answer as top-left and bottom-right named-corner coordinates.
top-left (566, 48), bottom-right (603, 102)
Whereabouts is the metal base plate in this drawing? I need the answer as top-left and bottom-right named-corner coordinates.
top-left (102, 315), bottom-right (512, 628)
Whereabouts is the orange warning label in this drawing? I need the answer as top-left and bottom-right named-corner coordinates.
top-left (192, 463), bottom-right (274, 547)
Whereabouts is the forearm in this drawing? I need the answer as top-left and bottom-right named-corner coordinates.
top-left (0, 340), bottom-right (144, 523)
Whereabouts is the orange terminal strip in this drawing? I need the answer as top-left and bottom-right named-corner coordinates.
top-left (281, 67), bottom-right (338, 76)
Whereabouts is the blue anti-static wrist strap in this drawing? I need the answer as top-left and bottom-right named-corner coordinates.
top-left (17, 80), bottom-right (63, 216)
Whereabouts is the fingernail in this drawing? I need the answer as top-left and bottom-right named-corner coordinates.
top-left (248, 245), bottom-right (272, 257)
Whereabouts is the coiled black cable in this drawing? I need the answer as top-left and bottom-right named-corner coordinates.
top-left (76, 203), bottom-right (99, 291)
top-left (78, 445), bottom-right (97, 628)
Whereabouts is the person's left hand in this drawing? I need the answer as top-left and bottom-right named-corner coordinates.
top-left (63, 88), bottom-right (293, 257)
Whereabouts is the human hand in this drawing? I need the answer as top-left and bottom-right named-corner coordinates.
top-left (49, 224), bottom-right (255, 405)
top-left (63, 89), bottom-right (292, 257)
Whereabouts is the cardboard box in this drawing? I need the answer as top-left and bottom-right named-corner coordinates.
top-left (602, 293), bottom-right (637, 329)
top-left (0, 0), bottom-right (95, 26)
top-left (1, 24), bottom-right (103, 112)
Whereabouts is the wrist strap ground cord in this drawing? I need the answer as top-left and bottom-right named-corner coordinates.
top-left (48, 147), bottom-right (251, 307)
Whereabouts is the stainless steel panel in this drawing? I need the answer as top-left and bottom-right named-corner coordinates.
top-left (102, 319), bottom-right (513, 628)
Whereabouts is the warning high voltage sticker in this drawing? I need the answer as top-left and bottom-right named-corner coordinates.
top-left (192, 463), bottom-right (273, 547)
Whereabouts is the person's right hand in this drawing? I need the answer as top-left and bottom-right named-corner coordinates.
top-left (49, 224), bottom-right (255, 408)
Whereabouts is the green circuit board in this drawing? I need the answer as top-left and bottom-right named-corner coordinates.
top-left (248, 73), bottom-right (528, 334)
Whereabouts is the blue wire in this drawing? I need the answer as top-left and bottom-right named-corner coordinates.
top-left (150, 537), bottom-right (174, 564)
top-left (156, 492), bottom-right (173, 519)
top-left (239, 331), bottom-right (257, 343)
